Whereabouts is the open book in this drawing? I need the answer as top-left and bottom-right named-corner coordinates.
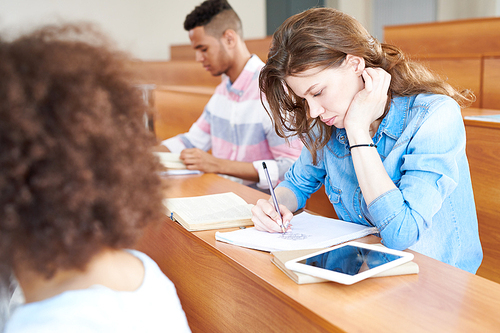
top-left (271, 246), bottom-right (419, 284)
top-left (163, 192), bottom-right (254, 231)
top-left (215, 211), bottom-right (378, 252)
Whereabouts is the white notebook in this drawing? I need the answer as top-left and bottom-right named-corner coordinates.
top-left (215, 211), bottom-right (378, 252)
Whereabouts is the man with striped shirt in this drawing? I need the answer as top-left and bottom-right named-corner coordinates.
top-left (160, 0), bottom-right (302, 190)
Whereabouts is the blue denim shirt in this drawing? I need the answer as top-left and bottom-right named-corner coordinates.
top-left (279, 94), bottom-right (483, 273)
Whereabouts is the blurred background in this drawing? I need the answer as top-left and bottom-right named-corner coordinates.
top-left (1, 0), bottom-right (499, 60)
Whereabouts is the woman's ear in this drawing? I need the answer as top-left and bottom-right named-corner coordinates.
top-left (345, 54), bottom-right (365, 76)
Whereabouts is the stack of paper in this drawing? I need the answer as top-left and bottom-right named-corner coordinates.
top-left (154, 152), bottom-right (186, 169)
top-left (154, 152), bottom-right (202, 176)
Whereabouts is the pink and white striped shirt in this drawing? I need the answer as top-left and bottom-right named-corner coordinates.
top-left (162, 55), bottom-right (302, 189)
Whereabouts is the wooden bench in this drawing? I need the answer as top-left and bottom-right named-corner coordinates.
top-left (127, 60), bottom-right (220, 87)
top-left (153, 85), bottom-right (214, 141)
top-left (384, 17), bottom-right (500, 110)
top-left (414, 54), bottom-right (482, 108)
top-left (384, 17), bottom-right (500, 56)
top-left (483, 54), bottom-right (500, 109)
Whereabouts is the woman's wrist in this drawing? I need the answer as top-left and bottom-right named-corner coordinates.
top-left (349, 143), bottom-right (377, 151)
top-left (345, 127), bottom-right (372, 146)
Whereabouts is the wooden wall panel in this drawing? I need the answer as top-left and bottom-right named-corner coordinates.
top-left (169, 44), bottom-right (194, 61)
top-left (384, 17), bottom-right (500, 56)
top-left (153, 86), bottom-right (213, 141)
top-left (244, 36), bottom-right (272, 61)
top-left (482, 56), bottom-right (500, 109)
top-left (415, 56), bottom-right (482, 107)
top-left (171, 36), bottom-right (272, 61)
top-left (127, 60), bottom-right (221, 87)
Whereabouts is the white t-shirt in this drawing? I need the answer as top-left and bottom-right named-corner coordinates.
top-left (4, 250), bottom-right (191, 332)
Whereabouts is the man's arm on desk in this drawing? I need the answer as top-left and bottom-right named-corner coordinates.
top-left (180, 148), bottom-right (259, 182)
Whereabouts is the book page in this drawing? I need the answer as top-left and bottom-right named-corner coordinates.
top-left (215, 211), bottom-right (378, 252)
top-left (196, 204), bottom-right (253, 222)
top-left (164, 192), bottom-right (251, 225)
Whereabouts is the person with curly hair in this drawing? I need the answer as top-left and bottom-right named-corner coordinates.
top-left (0, 24), bottom-right (191, 332)
top-left (0, 268), bottom-right (23, 332)
top-left (158, 0), bottom-right (303, 191)
top-left (251, 8), bottom-right (483, 274)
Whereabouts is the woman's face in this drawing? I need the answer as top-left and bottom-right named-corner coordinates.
top-left (285, 56), bottom-right (365, 128)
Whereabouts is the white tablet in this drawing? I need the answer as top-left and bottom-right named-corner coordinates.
top-left (285, 241), bottom-right (414, 285)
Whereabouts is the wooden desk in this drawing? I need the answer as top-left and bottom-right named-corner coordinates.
top-left (135, 173), bottom-right (500, 332)
top-left (462, 108), bottom-right (500, 283)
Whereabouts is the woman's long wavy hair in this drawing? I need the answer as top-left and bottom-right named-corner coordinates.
top-left (259, 8), bottom-right (474, 164)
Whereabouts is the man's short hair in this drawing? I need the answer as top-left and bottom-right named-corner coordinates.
top-left (184, 0), bottom-right (243, 38)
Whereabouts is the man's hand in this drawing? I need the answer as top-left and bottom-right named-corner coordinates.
top-left (180, 148), bottom-right (259, 182)
top-left (180, 148), bottom-right (221, 173)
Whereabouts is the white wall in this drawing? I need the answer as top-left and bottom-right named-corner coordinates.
top-left (334, 0), bottom-right (373, 34)
top-left (2, 0), bottom-right (498, 60)
top-left (0, 0), bottom-right (266, 60)
top-left (437, 0), bottom-right (498, 21)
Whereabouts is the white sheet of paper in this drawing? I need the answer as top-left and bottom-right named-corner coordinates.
top-left (215, 211), bottom-right (378, 252)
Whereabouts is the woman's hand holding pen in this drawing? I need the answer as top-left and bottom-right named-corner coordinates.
top-left (251, 199), bottom-right (293, 233)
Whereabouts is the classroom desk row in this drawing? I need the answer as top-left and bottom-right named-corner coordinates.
top-left (461, 108), bottom-right (500, 282)
top-left (135, 173), bottom-right (500, 332)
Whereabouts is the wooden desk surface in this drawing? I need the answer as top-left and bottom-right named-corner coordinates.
top-left (135, 173), bottom-right (500, 332)
top-left (463, 108), bottom-right (500, 128)
top-left (461, 108), bottom-right (500, 282)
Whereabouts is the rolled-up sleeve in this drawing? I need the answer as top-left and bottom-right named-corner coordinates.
top-left (366, 98), bottom-right (463, 250)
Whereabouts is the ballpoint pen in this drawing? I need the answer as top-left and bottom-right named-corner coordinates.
top-left (262, 162), bottom-right (286, 233)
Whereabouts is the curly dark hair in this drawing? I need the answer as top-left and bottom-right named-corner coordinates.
top-left (184, 0), bottom-right (243, 39)
top-left (0, 24), bottom-right (165, 279)
top-left (184, 0), bottom-right (232, 30)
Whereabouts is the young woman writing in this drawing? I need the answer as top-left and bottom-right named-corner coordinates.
top-left (251, 8), bottom-right (482, 274)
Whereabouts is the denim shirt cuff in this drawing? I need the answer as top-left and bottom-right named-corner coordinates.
top-left (367, 188), bottom-right (404, 231)
top-left (276, 181), bottom-right (307, 210)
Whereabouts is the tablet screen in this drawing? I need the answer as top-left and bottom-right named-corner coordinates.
top-left (299, 244), bottom-right (404, 276)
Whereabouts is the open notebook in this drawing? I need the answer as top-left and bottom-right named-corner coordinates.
top-left (215, 211), bottom-right (378, 252)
